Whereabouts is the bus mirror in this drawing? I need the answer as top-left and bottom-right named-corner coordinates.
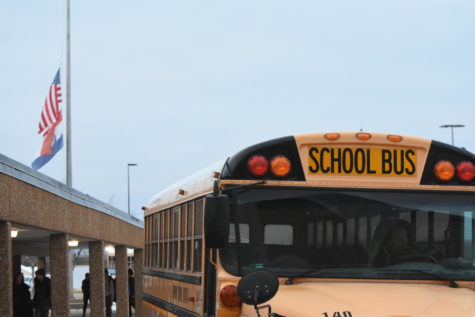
top-left (237, 269), bottom-right (279, 305)
top-left (204, 194), bottom-right (230, 249)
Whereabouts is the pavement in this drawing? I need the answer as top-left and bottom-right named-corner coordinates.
top-left (69, 296), bottom-right (135, 317)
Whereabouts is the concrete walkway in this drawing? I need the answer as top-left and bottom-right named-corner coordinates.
top-left (70, 305), bottom-right (136, 316)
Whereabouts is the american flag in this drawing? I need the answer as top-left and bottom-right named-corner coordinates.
top-left (31, 69), bottom-right (64, 170)
top-left (38, 69), bottom-right (63, 136)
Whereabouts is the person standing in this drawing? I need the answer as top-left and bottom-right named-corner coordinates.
top-left (104, 269), bottom-right (114, 317)
top-left (128, 269), bottom-right (135, 316)
top-left (13, 273), bottom-right (31, 317)
top-left (81, 273), bottom-right (90, 317)
top-left (33, 269), bottom-right (51, 317)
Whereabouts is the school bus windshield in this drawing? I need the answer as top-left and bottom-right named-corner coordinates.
top-left (221, 187), bottom-right (475, 281)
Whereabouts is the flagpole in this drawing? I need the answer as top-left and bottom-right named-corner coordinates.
top-left (66, 0), bottom-right (72, 186)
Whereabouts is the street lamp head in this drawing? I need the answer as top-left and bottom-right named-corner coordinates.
top-left (128, 163), bottom-right (138, 167)
top-left (440, 124), bottom-right (465, 128)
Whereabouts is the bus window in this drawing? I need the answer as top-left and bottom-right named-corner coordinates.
top-left (195, 199), bottom-right (203, 236)
top-left (229, 224), bottom-right (250, 243)
top-left (347, 218), bottom-right (355, 245)
top-left (317, 222), bottom-right (323, 248)
top-left (187, 201), bottom-right (194, 271)
top-left (159, 212), bottom-right (165, 268)
top-left (337, 222), bottom-right (344, 246)
top-left (464, 211), bottom-right (473, 262)
top-left (179, 203), bottom-right (186, 271)
top-left (265, 225), bottom-right (293, 245)
top-left (164, 210), bottom-right (170, 269)
top-left (416, 212), bottom-right (429, 243)
top-left (172, 207), bottom-right (179, 270)
top-left (193, 199), bottom-right (203, 272)
top-left (371, 216), bottom-right (380, 236)
top-left (307, 222), bottom-right (315, 246)
top-left (194, 239), bottom-right (202, 272)
top-left (325, 220), bottom-right (332, 247)
top-left (434, 213), bottom-right (449, 242)
top-left (358, 217), bottom-right (367, 248)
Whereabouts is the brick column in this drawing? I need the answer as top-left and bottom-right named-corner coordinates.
top-left (0, 221), bottom-right (13, 317)
top-left (89, 241), bottom-right (105, 317)
top-left (115, 245), bottom-right (129, 317)
top-left (134, 249), bottom-right (143, 317)
top-left (50, 234), bottom-right (70, 317)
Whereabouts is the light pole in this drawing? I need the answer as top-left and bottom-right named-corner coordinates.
top-left (439, 124), bottom-right (465, 145)
top-left (127, 163), bottom-right (138, 215)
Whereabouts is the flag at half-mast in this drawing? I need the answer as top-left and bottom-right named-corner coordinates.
top-left (31, 69), bottom-right (64, 170)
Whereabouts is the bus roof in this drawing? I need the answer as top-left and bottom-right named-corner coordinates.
top-left (146, 132), bottom-right (475, 214)
top-left (146, 160), bottom-right (225, 212)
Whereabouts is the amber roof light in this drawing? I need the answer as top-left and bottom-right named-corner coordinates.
top-left (387, 135), bottom-right (403, 142)
top-left (270, 155), bottom-right (292, 177)
top-left (434, 160), bottom-right (455, 181)
top-left (356, 132), bottom-right (372, 140)
top-left (324, 133), bottom-right (340, 141)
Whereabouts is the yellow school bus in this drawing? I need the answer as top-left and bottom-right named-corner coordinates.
top-left (142, 132), bottom-right (475, 317)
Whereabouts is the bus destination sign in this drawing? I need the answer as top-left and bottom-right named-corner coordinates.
top-left (308, 146), bottom-right (417, 177)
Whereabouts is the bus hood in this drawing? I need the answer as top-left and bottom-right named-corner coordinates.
top-left (240, 282), bottom-right (475, 317)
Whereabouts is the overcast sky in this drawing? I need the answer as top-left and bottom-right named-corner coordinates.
top-left (1, 0), bottom-right (474, 219)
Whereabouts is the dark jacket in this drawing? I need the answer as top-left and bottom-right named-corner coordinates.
top-left (81, 278), bottom-right (90, 298)
top-left (33, 277), bottom-right (51, 308)
top-left (13, 281), bottom-right (31, 306)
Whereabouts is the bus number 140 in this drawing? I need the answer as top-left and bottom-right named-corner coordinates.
top-left (322, 312), bottom-right (352, 317)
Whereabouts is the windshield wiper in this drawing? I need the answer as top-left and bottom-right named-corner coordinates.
top-left (376, 269), bottom-right (458, 288)
top-left (403, 269), bottom-right (458, 288)
top-left (285, 265), bottom-right (368, 285)
top-left (285, 267), bottom-right (325, 285)
top-left (285, 266), bottom-right (354, 285)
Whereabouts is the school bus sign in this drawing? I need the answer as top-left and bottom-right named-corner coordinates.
top-left (307, 146), bottom-right (417, 177)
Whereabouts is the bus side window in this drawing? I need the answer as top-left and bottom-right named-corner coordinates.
top-left (179, 203), bottom-right (186, 271)
top-left (159, 212), bottom-right (164, 268)
top-left (144, 216), bottom-right (150, 266)
top-left (164, 210), bottom-right (170, 269)
top-left (152, 214), bottom-right (160, 267)
top-left (186, 201), bottom-right (193, 272)
top-left (194, 199), bottom-right (203, 272)
top-left (172, 206), bottom-right (179, 270)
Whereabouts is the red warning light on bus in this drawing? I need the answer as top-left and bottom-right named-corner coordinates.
top-left (456, 161), bottom-right (475, 182)
top-left (247, 155), bottom-right (269, 176)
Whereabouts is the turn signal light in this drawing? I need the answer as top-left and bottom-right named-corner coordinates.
top-left (356, 132), bottom-right (371, 141)
top-left (456, 161), bottom-right (475, 182)
top-left (270, 155), bottom-right (292, 177)
top-left (247, 155), bottom-right (269, 176)
top-left (434, 160), bottom-right (455, 181)
top-left (220, 284), bottom-right (241, 307)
